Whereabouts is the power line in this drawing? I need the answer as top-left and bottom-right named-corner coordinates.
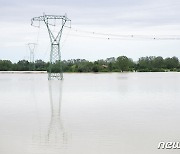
top-left (70, 28), bottom-right (180, 40)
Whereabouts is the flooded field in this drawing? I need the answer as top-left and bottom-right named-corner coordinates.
top-left (0, 73), bottom-right (180, 154)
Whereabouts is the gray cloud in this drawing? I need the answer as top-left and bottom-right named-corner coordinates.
top-left (0, 0), bottom-right (179, 26)
top-left (0, 0), bottom-right (179, 27)
top-left (0, 0), bottom-right (180, 61)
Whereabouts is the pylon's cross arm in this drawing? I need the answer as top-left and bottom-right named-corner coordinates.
top-left (45, 15), bottom-right (71, 21)
top-left (31, 15), bottom-right (71, 28)
top-left (31, 16), bottom-right (44, 22)
top-left (31, 15), bottom-right (71, 22)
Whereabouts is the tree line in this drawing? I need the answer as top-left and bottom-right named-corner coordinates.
top-left (0, 56), bottom-right (180, 72)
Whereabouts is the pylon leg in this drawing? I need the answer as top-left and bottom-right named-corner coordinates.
top-left (48, 44), bottom-right (63, 80)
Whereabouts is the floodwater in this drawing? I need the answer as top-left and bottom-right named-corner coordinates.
top-left (0, 72), bottom-right (180, 154)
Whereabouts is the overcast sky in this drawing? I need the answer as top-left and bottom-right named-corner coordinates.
top-left (0, 0), bottom-right (180, 62)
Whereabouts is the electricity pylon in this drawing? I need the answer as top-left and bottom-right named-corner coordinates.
top-left (28, 43), bottom-right (37, 71)
top-left (31, 14), bottom-right (71, 80)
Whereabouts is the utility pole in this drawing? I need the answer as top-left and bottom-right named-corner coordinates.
top-left (31, 14), bottom-right (71, 80)
top-left (28, 43), bottom-right (37, 71)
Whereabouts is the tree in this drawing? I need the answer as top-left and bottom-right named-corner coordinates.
top-left (17, 60), bottom-right (30, 71)
top-left (0, 60), bottom-right (12, 71)
top-left (138, 56), bottom-right (154, 71)
top-left (35, 60), bottom-right (47, 71)
top-left (152, 56), bottom-right (164, 69)
top-left (165, 57), bottom-right (179, 69)
top-left (116, 56), bottom-right (132, 72)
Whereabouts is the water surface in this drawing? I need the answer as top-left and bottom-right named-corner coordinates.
top-left (0, 73), bottom-right (180, 154)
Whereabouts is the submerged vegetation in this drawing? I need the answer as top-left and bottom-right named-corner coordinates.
top-left (0, 56), bottom-right (180, 72)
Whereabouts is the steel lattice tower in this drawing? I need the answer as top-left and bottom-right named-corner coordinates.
top-left (28, 43), bottom-right (37, 71)
top-left (31, 14), bottom-right (71, 80)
